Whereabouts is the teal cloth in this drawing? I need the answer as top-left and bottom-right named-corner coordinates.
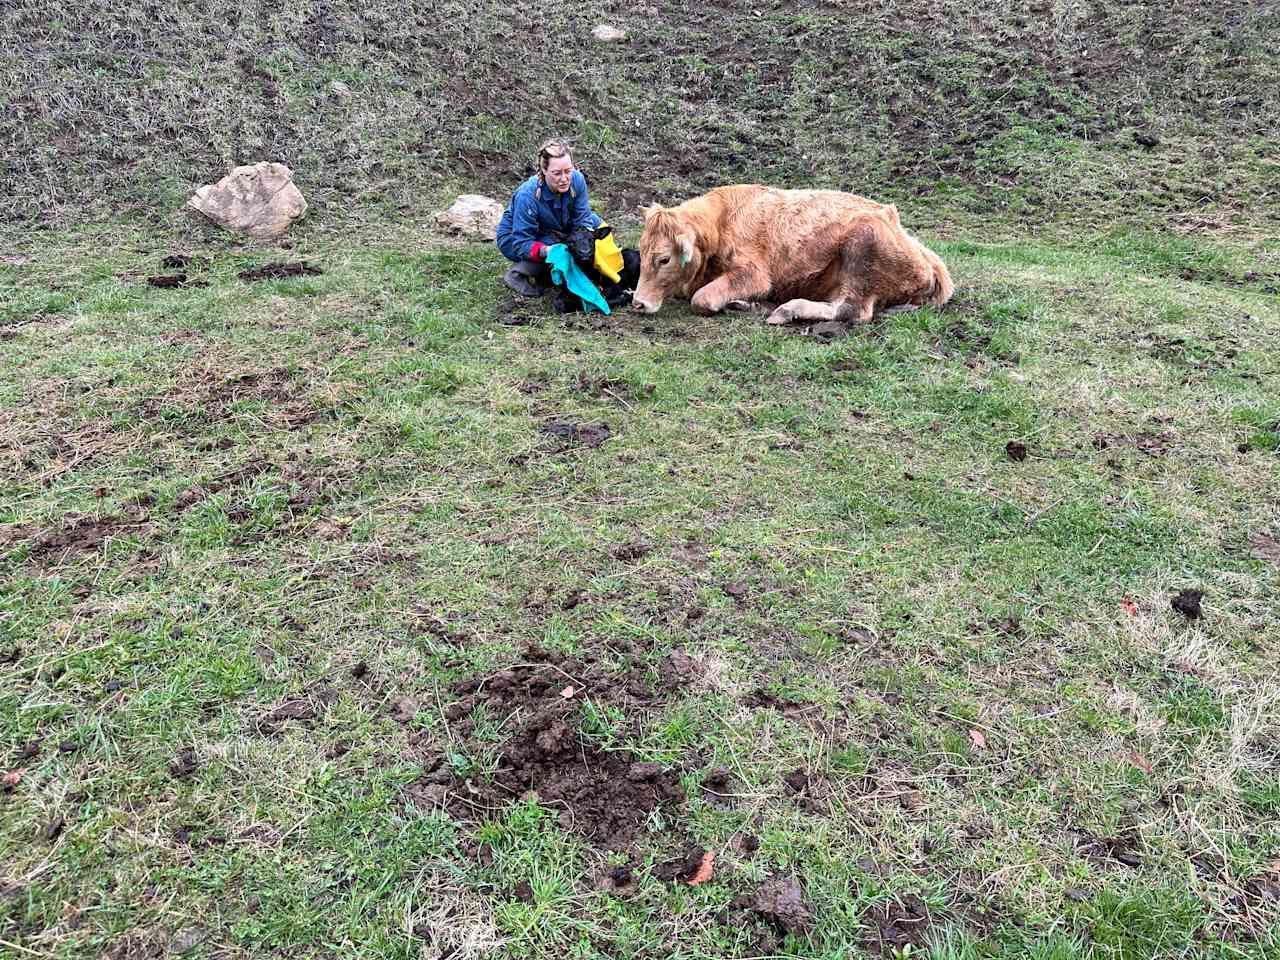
top-left (545, 244), bottom-right (611, 315)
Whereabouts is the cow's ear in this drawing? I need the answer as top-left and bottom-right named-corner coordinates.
top-left (640, 204), bottom-right (663, 221)
top-left (675, 233), bottom-right (694, 268)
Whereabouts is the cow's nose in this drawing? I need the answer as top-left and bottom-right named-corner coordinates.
top-left (631, 295), bottom-right (657, 314)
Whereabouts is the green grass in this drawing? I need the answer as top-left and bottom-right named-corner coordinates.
top-left (1, 216), bottom-right (1277, 959)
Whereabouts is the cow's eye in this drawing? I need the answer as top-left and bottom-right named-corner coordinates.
top-left (657, 256), bottom-right (670, 267)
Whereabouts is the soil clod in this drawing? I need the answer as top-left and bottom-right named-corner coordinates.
top-left (751, 876), bottom-right (813, 935)
top-left (1005, 440), bottom-right (1028, 462)
top-left (1172, 588), bottom-right (1204, 619)
top-left (656, 845), bottom-right (710, 883)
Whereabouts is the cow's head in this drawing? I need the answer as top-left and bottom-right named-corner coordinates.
top-left (632, 205), bottom-right (702, 313)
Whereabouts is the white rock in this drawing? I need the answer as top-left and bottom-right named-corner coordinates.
top-left (435, 194), bottom-right (504, 242)
top-left (187, 162), bottom-right (307, 240)
top-left (591, 24), bottom-right (627, 42)
top-left (329, 80), bottom-right (352, 98)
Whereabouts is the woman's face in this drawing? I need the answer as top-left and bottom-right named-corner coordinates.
top-left (543, 154), bottom-right (574, 194)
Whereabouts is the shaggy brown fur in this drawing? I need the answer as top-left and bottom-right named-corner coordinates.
top-left (632, 185), bottom-right (953, 324)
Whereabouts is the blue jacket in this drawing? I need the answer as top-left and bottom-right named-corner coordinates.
top-left (495, 171), bottom-right (602, 262)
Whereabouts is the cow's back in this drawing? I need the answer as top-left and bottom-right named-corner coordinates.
top-left (709, 186), bottom-right (894, 292)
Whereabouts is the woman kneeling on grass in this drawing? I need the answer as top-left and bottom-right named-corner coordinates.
top-left (495, 138), bottom-right (636, 309)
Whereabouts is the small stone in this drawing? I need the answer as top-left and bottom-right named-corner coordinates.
top-left (435, 194), bottom-right (504, 242)
top-left (591, 24), bottom-right (627, 42)
top-left (329, 80), bottom-right (352, 98)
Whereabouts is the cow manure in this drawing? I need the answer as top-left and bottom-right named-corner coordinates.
top-left (1005, 440), bottom-right (1028, 462)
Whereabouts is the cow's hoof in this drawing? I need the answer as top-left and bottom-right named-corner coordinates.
top-left (765, 306), bottom-right (795, 325)
top-left (690, 293), bottom-right (721, 315)
top-left (724, 299), bottom-right (756, 312)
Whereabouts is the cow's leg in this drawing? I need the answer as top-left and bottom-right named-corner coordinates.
top-left (766, 298), bottom-right (866, 325)
top-left (763, 220), bottom-right (894, 325)
top-left (690, 265), bottom-right (770, 315)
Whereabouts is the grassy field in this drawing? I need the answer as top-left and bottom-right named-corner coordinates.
top-left (3, 1), bottom-right (1280, 958)
top-left (1, 214), bottom-right (1278, 959)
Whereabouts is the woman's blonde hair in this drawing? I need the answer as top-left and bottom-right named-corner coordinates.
top-left (536, 138), bottom-right (573, 181)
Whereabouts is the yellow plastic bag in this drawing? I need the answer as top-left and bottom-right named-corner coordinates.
top-left (593, 223), bottom-right (624, 284)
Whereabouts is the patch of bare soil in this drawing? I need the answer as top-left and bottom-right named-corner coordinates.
top-left (1220, 866), bottom-right (1280, 941)
top-left (173, 459), bottom-right (273, 510)
top-left (102, 935), bottom-right (166, 960)
top-left (573, 373), bottom-right (655, 403)
top-left (539, 418), bottom-right (612, 448)
top-left (0, 313), bottom-right (68, 340)
top-left (495, 295), bottom-right (540, 327)
top-left (146, 273), bottom-right (208, 289)
top-left (132, 363), bottom-right (325, 434)
top-left (237, 261), bottom-right (323, 281)
top-left (861, 894), bottom-right (937, 957)
top-left (4, 509), bottom-right (153, 566)
top-left (411, 645), bottom-right (698, 849)
top-left (1071, 826), bottom-right (1143, 868)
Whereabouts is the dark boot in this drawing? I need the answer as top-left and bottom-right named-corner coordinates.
top-left (502, 259), bottom-right (551, 298)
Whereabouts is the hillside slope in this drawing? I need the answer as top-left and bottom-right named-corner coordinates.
top-left (3, 0), bottom-right (1279, 228)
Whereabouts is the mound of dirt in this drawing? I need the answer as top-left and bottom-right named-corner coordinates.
top-left (431, 645), bottom-right (698, 849)
top-left (487, 712), bottom-right (684, 849)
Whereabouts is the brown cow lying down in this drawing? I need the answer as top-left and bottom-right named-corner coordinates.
top-left (631, 185), bottom-right (953, 324)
